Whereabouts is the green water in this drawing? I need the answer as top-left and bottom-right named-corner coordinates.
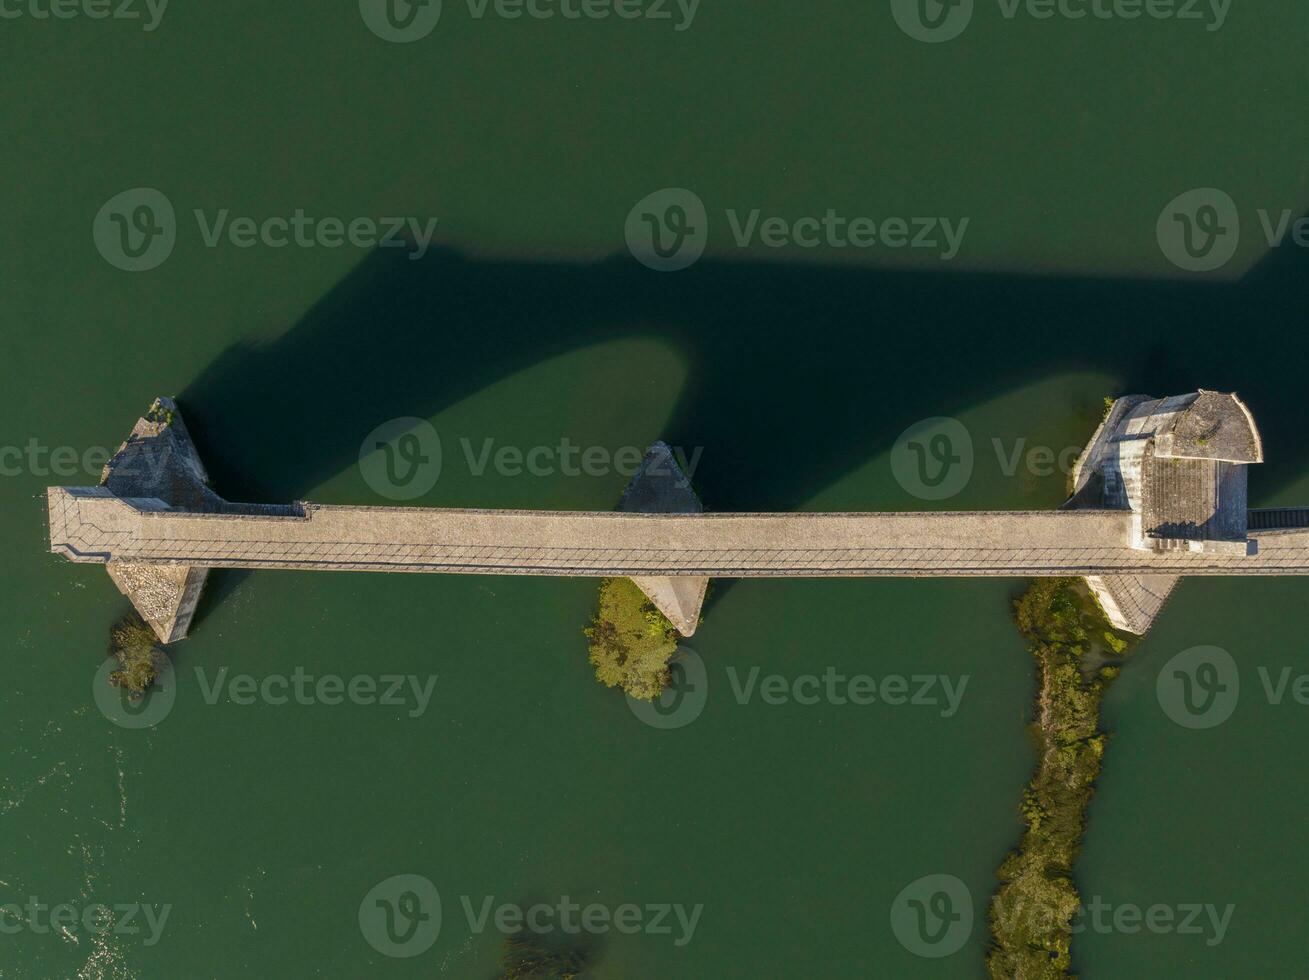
top-left (6, 3), bottom-right (1309, 977)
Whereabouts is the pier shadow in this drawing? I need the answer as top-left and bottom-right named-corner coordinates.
top-left (180, 227), bottom-right (1309, 622)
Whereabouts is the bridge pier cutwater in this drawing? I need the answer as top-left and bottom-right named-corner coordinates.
top-left (616, 441), bottom-right (708, 636)
top-left (47, 393), bottom-right (1309, 644)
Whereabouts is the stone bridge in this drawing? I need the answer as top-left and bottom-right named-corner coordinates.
top-left (47, 393), bottom-right (1309, 642)
top-left (48, 487), bottom-right (1309, 579)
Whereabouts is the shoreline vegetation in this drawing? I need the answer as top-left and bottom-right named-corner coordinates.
top-left (107, 613), bottom-right (168, 698)
top-left (987, 578), bottom-right (1134, 979)
top-left (584, 578), bottom-right (678, 701)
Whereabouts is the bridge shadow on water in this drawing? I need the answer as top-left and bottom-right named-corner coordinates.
top-left (177, 229), bottom-right (1309, 620)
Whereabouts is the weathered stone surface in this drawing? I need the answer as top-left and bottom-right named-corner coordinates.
top-left (1066, 395), bottom-right (1150, 508)
top-left (48, 392), bottom-right (1309, 646)
top-left (49, 489), bottom-right (1309, 575)
top-left (98, 397), bottom-right (213, 643)
top-left (1085, 573), bottom-right (1180, 635)
top-left (1071, 390), bottom-right (1264, 633)
top-left (618, 442), bottom-right (707, 637)
top-left (106, 563), bottom-right (208, 644)
top-left (102, 397), bottom-right (221, 512)
top-left (1141, 450), bottom-right (1248, 545)
top-left (1154, 390), bottom-right (1263, 464)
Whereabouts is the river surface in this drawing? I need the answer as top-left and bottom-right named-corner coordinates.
top-left (4, 3), bottom-right (1309, 977)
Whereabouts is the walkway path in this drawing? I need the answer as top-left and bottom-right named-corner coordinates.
top-left (47, 488), bottom-right (1309, 578)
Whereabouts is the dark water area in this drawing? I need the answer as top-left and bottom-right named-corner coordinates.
top-left (5, 3), bottom-right (1309, 977)
top-left (182, 240), bottom-right (1309, 513)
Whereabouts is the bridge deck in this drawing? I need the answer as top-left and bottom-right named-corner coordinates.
top-left (46, 487), bottom-right (1309, 577)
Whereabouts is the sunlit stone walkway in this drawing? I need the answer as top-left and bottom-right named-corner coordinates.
top-left (46, 392), bottom-right (1309, 642)
top-left (47, 487), bottom-right (1309, 577)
